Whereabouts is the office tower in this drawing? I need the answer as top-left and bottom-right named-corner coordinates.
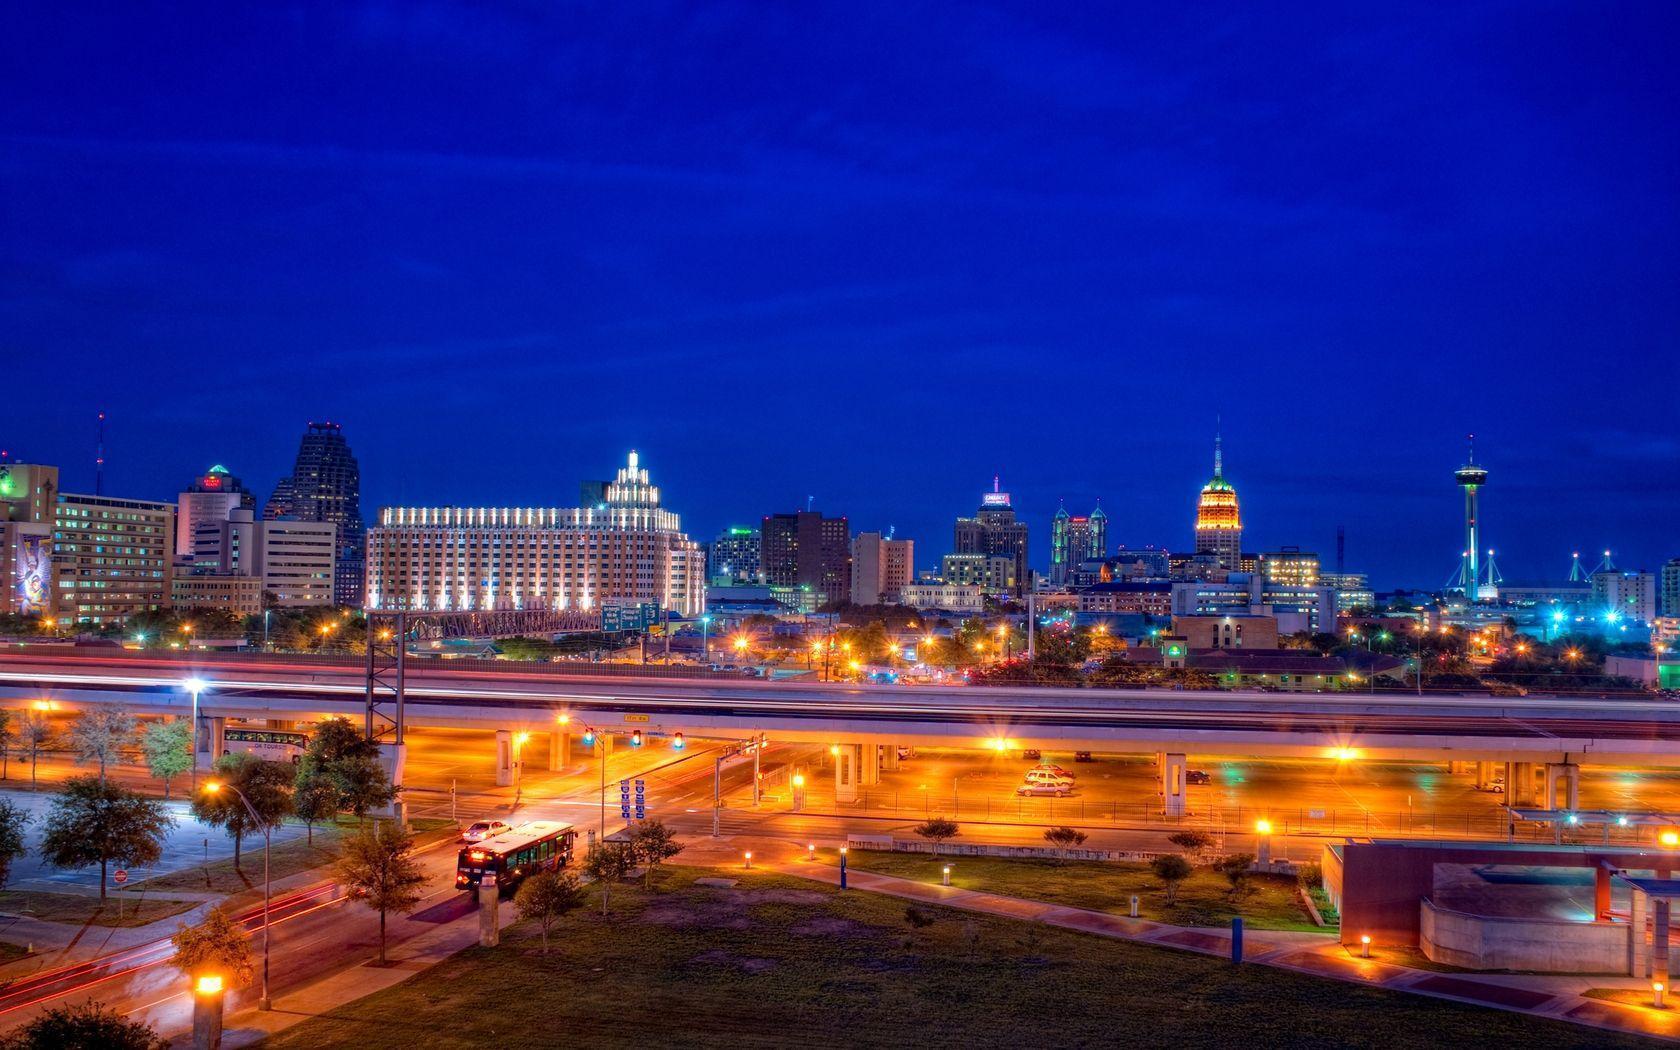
top-left (1259, 547), bottom-right (1320, 586)
top-left (761, 510), bottom-right (851, 607)
top-left (0, 463), bottom-right (56, 617)
top-left (709, 527), bottom-right (762, 585)
top-left (367, 450), bottom-right (706, 617)
top-left (54, 493), bottom-right (175, 625)
top-left (954, 477), bottom-right (1029, 596)
top-left (175, 507), bottom-right (337, 613)
top-left (177, 464), bottom-right (255, 559)
top-left (266, 422), bottom-right (364, 606)
top-left (1193, 432), bottom-right (1242, 570)
top-left (1592, 569), bottom-right (1657, 624)
top-left (851, 532), bottom-right (914, 605)
top-left (1050, 502), bottom-right (1107, 585)
top-left (1662, 558), bottom-right (1680, 618)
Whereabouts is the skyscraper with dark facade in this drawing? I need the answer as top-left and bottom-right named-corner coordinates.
top-left (1049, 501), bottom-right (1107, 585)
top-left (760, 511), bottom-right (850, 607)
top-left (954, 477), bottom-right (1029, 596)
top-left (266, 421), bottom-right (364, 606)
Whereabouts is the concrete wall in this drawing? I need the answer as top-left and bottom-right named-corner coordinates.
top-left (1421, 898), bottom-right (1630, 974)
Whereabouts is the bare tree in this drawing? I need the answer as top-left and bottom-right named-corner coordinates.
top-left (70, 706), bottom-right (138, 787)
top-left (17, 711), bottom-right (53, 790)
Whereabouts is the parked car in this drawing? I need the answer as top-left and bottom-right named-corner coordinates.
top-left (1021, 749), bottom-right (1042, 760)
top-left (1074, 751), bottom-right (1095, 763)
top-left (1022, 768), bottom-right (1075, 788)
top-left (1031, 762), bottom-right (1075, 777)
top-left (1016, 781), bottom-right (1073, 797)
top-left (1184, 770), bottom-right (1212, 785)
top-left (896, 746), bottom-right (916, 760)
top-left (461, 819), bottom-right (512, 843)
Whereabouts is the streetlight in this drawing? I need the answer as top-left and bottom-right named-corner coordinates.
top-left (700, 615), bottom-right (712, 663)
top-left (1255, 818), bottom-right (1274, 864)
top-left (184, 678), bottom-right (208, 790)
top-left (202, 781), bottom-right (271, 1011)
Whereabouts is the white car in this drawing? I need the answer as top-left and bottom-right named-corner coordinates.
top-left (1016, 781), bottom-right (1073, 797)
top-left (460, 819), bottom-right (511, 843)
top-left (1022, 768), bottom-right (1075, 788)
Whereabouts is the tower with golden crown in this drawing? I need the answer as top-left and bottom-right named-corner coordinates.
top-left (1193, 430), bottom-right (1242, 570)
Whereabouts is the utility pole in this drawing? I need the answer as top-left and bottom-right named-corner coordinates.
top-left (1027, 592), bottom-right (1037, 660)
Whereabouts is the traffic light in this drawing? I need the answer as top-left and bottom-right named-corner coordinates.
top-left (672, 732), bottom-right (685, 750)
top-left (630, 730), bottom-right (643, 748)
top-left (582, 729), bottom-right (596, 747)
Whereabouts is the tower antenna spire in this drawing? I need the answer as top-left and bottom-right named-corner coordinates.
top-left (1214, 416), bottom-right (1223, 476)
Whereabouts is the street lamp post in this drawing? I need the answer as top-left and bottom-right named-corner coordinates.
top-left (700, 615), bottom-right (711, 664)
top-left (203, 781), bottom-right (270, 1011)
top-left (185, 678), bottom-right (208, 790)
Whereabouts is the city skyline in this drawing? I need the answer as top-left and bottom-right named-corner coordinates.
top-left (3, 418), bottom-right (1671, 592)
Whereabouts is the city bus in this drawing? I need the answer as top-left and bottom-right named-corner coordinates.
top-left (221, 727), bottom-right (310, 765)
top-left (455, 821), bottom-right (577, 896)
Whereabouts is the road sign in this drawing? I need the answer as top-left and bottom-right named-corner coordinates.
top-left (114, 869), bottom-right (128, 885)
top-left (634, 778), bottom-right (646, 820)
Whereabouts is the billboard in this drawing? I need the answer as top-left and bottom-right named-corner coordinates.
top-left (14, 533), bottom-right (50, 615)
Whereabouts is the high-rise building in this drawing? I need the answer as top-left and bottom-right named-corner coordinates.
top-left (1592, 569), bottom-right (1657, 625)
top-left (0, 463), bottom-right (56, 618)
top-left (708, 527), bottom-right (762, 585)
top-left (54, 493), bottom-right (175, 626)
top-left (1259, 547), bottom-right (1320, 586)
top-left (266, 422), bottom-right (364, 607)
top-left (177, 507), bottom-right (336, 612)
top-left (851, 532), bottom-right (914, 605)
top-left (177, 464), bottom-right (256, 559)
top-left (954, 477), bottom-right (1029, 596)
top-left (1193, 433), bottom-right (1242, 570)
top-left (1662, 558), bottom-right (1680, 618)
top-left (760, 510), bottom-right (850, 607)
top-left (367, 450), bottom-right (706, 617)
top-left (1049, 502), bottom-right (1106, 585)
top-left (940, 552), bottom-right (1017, 593)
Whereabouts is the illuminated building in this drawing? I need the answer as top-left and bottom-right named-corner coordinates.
top-left (1171, 576), bottom-right (1336, 634)
top-left (266, 422), bottom-right (364, 607)
top-left (1050, 502), bottom-right (1106, 585)
top-left (708, 527), bottom-right (762, 585)
top-left (366, 450), bottom-right (706, 617)
top-left (954, 476), bottom-right (1029, 596)
top-left (1077, 581), bottom-right (1172, 616)
top-left (1192, 432), bottom-right (1242, 570)
top-left (1591, 569), bottom-right (1657, 625)
top-left (939, 553), bottom-right (1016, 593)
top-left (53, 493), bottom-right (175, 625)
top-left (1259, 547), bottom-right (1320, 586)
top-left (1663, 558), bottom-right (1680, 617)
top-left (176, 464), bottom-right (254, 559)
top-left (0, 463), bottom-right (55, 617)
top-left (900, 582), bottom-right (984, 613)
top-left (1172, 614), bottom-right (1280, 650)
top-left (1319, 571), bottom-right (1377, 613)
top-left (851, 532), bottom-right (914, 605)
top-left (761, 510), bottom-right (850, 607)
top-left (179, 508), bottom-right (336, 611)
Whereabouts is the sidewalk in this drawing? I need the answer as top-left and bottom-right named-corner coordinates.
top-left (678, 835), bottom-right (1680, 1044)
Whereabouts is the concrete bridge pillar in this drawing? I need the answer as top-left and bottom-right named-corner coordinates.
top-left (835, 744), bottom-right (861, 804)
top-left (1656, 899), bottom-right (1673, 987)
top-left (1161, 753), bottom-right (1188, 817)
top-left (1474, 762), bottom-right (1496, 790)
top-left (1447, 760), bottom-right (1466, 775)
top-left (549, 731), bottom-right (570, 771)
top-left (860, 742), bottom-right (882, 787)
top-left (1544, 762), bottom-right (1580, 811)
top-left (882, 742), bottom-right (901, 771)
top-left (1633, 888), bottom-right (1650, 977)
top-left (1507, 762), bottom-right (1540, 807)
top-left (495, 729), bottom-right (514, 787)
top-left (195, 716), bottom-right (225, 771)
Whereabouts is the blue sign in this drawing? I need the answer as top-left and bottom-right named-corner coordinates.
top-left (634, 778), bottom-right (646, 819)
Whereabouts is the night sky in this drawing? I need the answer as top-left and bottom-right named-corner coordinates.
top-left (4, 3), bottom-right (1677, 588)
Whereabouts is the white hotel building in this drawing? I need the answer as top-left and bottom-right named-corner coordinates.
top-left (365, 452), bottom-right (706, 617)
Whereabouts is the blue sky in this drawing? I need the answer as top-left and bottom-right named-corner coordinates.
top-left (3, 2), bottom-right (1677, 587)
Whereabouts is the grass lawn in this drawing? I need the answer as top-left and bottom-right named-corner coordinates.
top-left (844, 849), bottom-right (1320, 931)
top-left (142, 816), bottom-right (460, 895)
top-left (0, 890), bottom-right (199, 928)
top-left (261, 868), bottom-right (1658, 1050)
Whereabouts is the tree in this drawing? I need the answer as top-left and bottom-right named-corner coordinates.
top-left (39, 776), bottom-right (174, 899)
top-left (171, 905), bottom-right (255, 988)
top-left (583, 842), bottom-right (635, 915)
top-left (514, 870), bottom-right (586, 954)
top-left (1168, 830), bottom-right (1213, 855)
top-left (69, 706), bottom-right (138, 786)
top-left (336, 821), bottom-right (425, 965)
top-left (140, 719), bottom-right (193, 800)
top-left (1150, 854), bottom-right (1194, 906)
top-left (298, 717), bottom-right (397, 822)
top-left (913, 817), bottom-right (960, 855)
top-left (629, 819), bottom-right (684, 889)
top-left (0, 1001), bottom-right (166, 1050)
top-left (0, 800), bottom-right (27, 891)
top-left (293, 767), bottom-right (339, 845)
top-left (333, 754), bottom-right (399, 821)
top-left (1043, 825), bottom-right (1088, 864)
top-left (16, 711), bottom-right (51, 790)
top-left (1217, 853), bottom-right (1256, 898)
top-left (0, 708), bottom-right (11, 780)
top-left (192, 753), bottom-right (294, 871)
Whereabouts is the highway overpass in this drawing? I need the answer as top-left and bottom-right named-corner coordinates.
top-left (2, 648), bottom-right (1676, 813)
